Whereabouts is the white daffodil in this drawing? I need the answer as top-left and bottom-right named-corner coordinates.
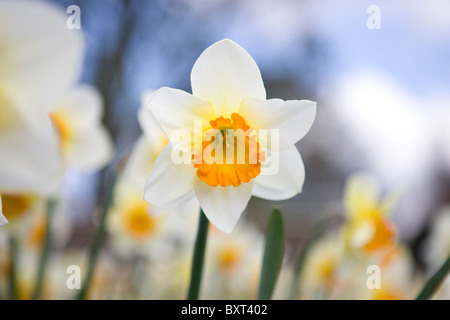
top-left (343, 172), bottom-right (401, 254)
top-left (49, 85), bottom-right (114, 172)
top-left (144, 39), bottom-right (316, 233)
top-left (0, 0), bottom-right (83, 193)
top-left (107, 178), bottom-right (198, 258)
top-left (0, 195), bottom-right (7, 226)
top-left (301, 233), bottom-right (345, 298)
top-left (204, 222), bottom-right (263, 299)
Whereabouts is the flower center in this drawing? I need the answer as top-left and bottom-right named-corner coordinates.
top-left (193, 113), bottom-right (265, 187)
top-left (124, 203), bottom-right (157, 239)
top-left (218, 245), bottom-right (241, 272)
top-left (362, 216), bottom-right (396, 253)
top-left (1, 193), bottom-right (32, 222)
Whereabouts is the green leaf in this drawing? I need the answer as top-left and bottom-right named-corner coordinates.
top-left (416, 255), bottom-right (450, 300)
top-left (258, 208), bottom-right (285, 300)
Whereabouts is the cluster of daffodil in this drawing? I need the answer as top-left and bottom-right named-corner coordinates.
top-left (0, 0), bottom-right (113, 299)
top-left (289, 172), bottom-right (450, 300)
top-left (1, 0), bottom-right (449, 301)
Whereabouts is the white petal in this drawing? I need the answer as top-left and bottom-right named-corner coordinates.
top-left (53, 85), bottom-right (103, 131)
top-left (137, 106), bottom-right (167, 153)
top-left (64, 126), bottom-right (114, 172)
top-left (0, 91), bottom-right (63, 194)
top-left (193, 176), bottom-right (254, 233)
top-left (239, 98), bottom-right (317, 150)
top-left (0, 195), bottom-right (7, 226)
top-left (0, 1), bottom-right (83, 111)
top-left (344, 172), bottom-right (381, 220)
top-left (252, 146), bottom-right (305, 201)
top-left (122, 136), bottom-right (159, 191)
top-left (144, 144), bottom-right (196, 207)
top-left (191, 39), bottom-right (266, 117)
top-left (146, 87), bottom-right (215, 148)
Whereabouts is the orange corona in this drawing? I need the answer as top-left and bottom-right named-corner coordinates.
top-left (193, 113), bottom-right (265, 187)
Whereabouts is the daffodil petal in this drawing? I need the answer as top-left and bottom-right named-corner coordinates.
top-left (193, 176), bottom-right (254, 233)
top-left (239, 98), bottom-right (317, 150)
top-left (144, 144), bottom-right (196, 207)
top-left (54, 85), bottom-right (103, 131)
top-left (344, 172), bottom-right (381, 221)
top-left (122, 136), bottom-right (158, 190)
top-left (0, 91), bottom-right (63, 194)
top-left (146, 87), bottom-right (214, 148)
top-left (0, 0), bottom-right (83, 111)
top-left (252, 146), bottom-right (305, 200)
top-left (64, 127), bottom-right (114, 172)
top-left (191, 39), bottom-right (266, 117)
top-left (137, 106), bottom-right (167, 153)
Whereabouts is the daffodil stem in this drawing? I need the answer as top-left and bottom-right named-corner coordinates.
top-left (8, 236), bottom-right (18, 300)
top-left (76, 171), bottom-right (118, 300)
top-left (416, 255), bottom-right (450, 300)
top-left (187, 210), bottom-right (209, 300)
top-left (32, 199), bottom-right (56, 300)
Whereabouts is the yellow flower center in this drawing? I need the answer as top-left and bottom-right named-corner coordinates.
top-left (50, 111), bottom-right (72, 151)
top-left (362, 216), bottom-right (396, 253)
top-left (1, 193), bottom-right (32, 222)
top-left (218, 245), bottom-right (241, 272)
top-left (317, 257), bottom-right (336, 283)
top-left (124, 203), bottom-right (157, 239)
top-left (193, 113), bottom-right (265, 187)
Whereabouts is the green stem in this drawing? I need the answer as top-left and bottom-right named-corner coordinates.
top-left (76, 172), bottom-right (118, 300)
top-left (416, 255), bottom-right (450, 300)
top-left (32, 199), bottom-right (56, 300)
top-left (8, 237), bottom-right (18, 300)
top-left (187, 210), bottom-right (209, 300)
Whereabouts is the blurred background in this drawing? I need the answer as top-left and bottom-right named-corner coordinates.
top-left (1, 0), bottom-right (450, 299)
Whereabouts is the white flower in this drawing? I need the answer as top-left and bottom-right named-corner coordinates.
top-left (204, 222), bottom-right (263, 298)
top-left (0, 0), bottom-right (83, 193)
top-left (144, 39), bottom-right (316, 233)
top-left (343, 172), bottom-right (400, 253)
top-left (0, 195), bottom-right (7, 226)
top-left (49, 85), bottom-right (114, 172)
top-left (107, 178), bottom-right (198, 259)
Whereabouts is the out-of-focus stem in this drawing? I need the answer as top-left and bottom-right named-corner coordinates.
top-left (32, 199), bottom-right (56, 300)
top-left (8, 236), bottom-right (18, 300)
top-left (76, 172), bottom-right (118, 300)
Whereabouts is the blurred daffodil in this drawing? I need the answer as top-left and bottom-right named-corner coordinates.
top-left (49, 85), bottom-right (114, 172)
top-left (0, 0), bottom-right (83, 194)
top-left (343, 172), bottom-right (400, 254)
top-left (300, 233), bottom-right (345, 299)
top-left (204, 222), bottom-right (263, 298)
top-left (144, 39), bottom-right (316, 233)
top-left (107, 179), bottom-right (198, 258)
